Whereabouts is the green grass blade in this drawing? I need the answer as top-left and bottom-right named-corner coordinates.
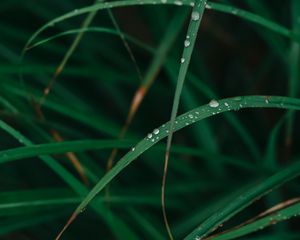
top-left (162, 1), bottom-right (207, 237)
top-left (207, 200), bottom-right (300, 240)
top-left (21, 0), bottom-right (297, 54)
top-left (58, 96), bottom-right (300, 236)
top-left (27, 27), bottom-right (152, 52)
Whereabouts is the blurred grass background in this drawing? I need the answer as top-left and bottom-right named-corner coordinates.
top-left (0, 0), bottom-right (300, 239)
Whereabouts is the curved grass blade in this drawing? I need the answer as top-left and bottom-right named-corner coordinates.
top-left (20, 0), bottom-right (297, 54)
top-left (162, 1), bottom-right (207, 238)
top-left (205, 198), bottom-right (300, 240)
top-left (26, 27), bottom-right (152, 52)
top-left (56, 95), bottom-right (300, 239)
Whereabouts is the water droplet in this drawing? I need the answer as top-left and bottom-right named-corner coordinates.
top-left (147, 133), bottom-right (152, 138)
top-left (233, 96), bottom-right (242, 101)
top-left (174, 0), bottom-right (182, 5)
top-left (131, 147), bottom-right (135, 151)
top-left (209, 99), bottom-right (219, 108)
top-left (80, 207), bottom-right (86, 213)
top-left (231, 9), bottom-right (238, 15)
top-left (206, 3), bottom-right (212, 9)
top-left (190, 2), bottom-right (195, 6)
top-left (161, 0), bottom-right (167, 3)
top-left (180, 57), bottom-right (185, 63)
top-left (188, 114), bottom-right (194, 118)
top-left (153, 128), bottom-right (159, 134)
top-left (184, 40), bottom-right (190, 47)
top-left (265, 99), bottom-right (269, 104)
top-left (191, 11), bottom-right (200, 21)
top-left (224, 102), bottom-right (229, 107)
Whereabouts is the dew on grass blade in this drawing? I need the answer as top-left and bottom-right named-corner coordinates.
top-left (174, 0), bottom-right (182, 5)
top-left (153, 128), bottom-right (159, 134)
top-left (181, 57), bottom-right (185, 63)
top-left (191, 11), bottom-right (200, 21)
top-left (209, 99), bottom-right (219, 108)
top-left (184, 40), bottom-right (190, 47)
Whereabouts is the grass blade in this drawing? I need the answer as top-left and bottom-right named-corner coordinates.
top-left (162, 1), bottom-right (207, 238)
top-left (205, 198), bottom-right (300, 240)
top-left (55, 95), bottom-right (300, 238)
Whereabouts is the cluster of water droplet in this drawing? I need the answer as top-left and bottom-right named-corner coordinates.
top-left (146, 128), bottom-right (161, 142)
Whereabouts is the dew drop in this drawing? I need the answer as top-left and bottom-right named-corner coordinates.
top-left (153, 128), bottom-right (159, 134)
top-left (224, 102), bottom-right (229, 107)
top-left (231, 9), bottom-right (238, 14)
top-left (131, 147), bottom-right (135, 151)
top-left (147, 133), bottom-right (152, 139)
top-left (174, 0), bottom-right (182, 5)
top-left (180, 57), bottom-right (185, 63)
top-left (161, 0), bottom-right (167, 3)
top-left (209, 99), bottom-right (219, 108)
top-left (184, 40), bottom-right (190, 47)
top-left (191, 11), bottom-right (200, 21)
top-left (80, 207), bottom-right (86, 213)
top-left (188, 114), bottom-right (194, 118)
top-left (206, 3), bottom-right (212, 9)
